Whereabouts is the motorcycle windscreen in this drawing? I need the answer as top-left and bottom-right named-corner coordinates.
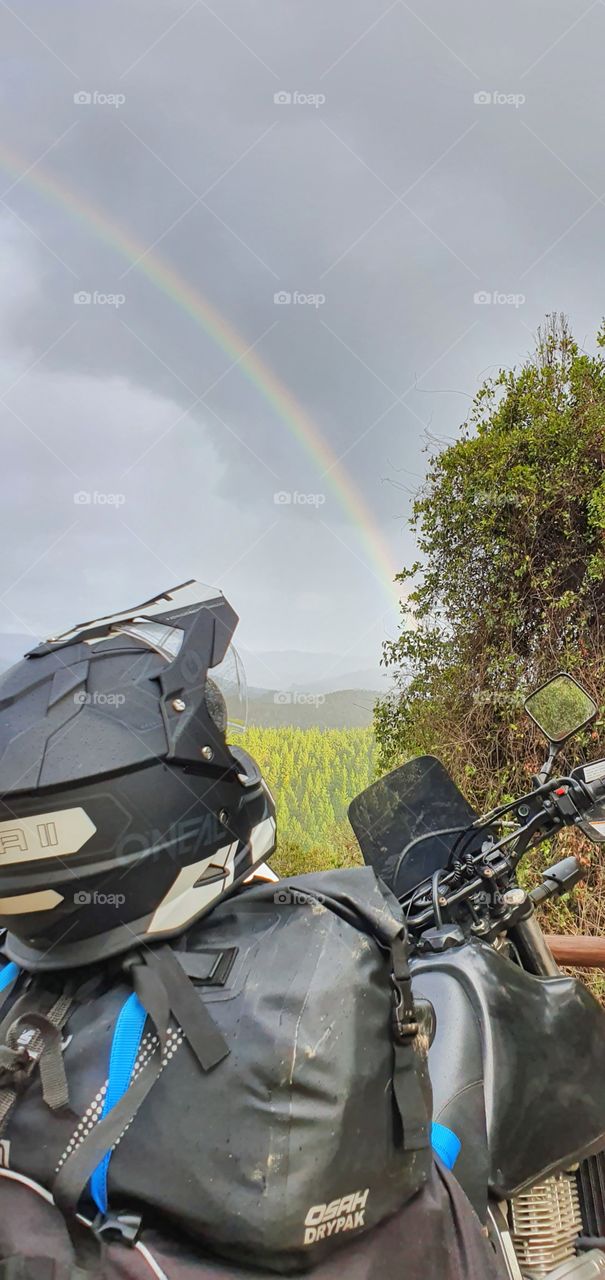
top-left (348, 755), bottom-right (478, 898)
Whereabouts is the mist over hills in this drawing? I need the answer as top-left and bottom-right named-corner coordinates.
top-left (238, 648), bottom-right (387, 694)
top-left (0, 637), bottom-right (388, 728)
top-left (240, 648), bottom-right (388, 726)
top-left (246, 688), bottom-right (377, 729)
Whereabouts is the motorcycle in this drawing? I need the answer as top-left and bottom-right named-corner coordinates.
top-left (349, 672), bottom-right (605, 1280)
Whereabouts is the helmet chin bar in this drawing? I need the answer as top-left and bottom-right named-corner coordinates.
top-left (146, 842), bottom-right (239, 935)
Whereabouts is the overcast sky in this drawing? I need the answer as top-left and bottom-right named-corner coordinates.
top-left (0, 0), bottom-right (603, 679)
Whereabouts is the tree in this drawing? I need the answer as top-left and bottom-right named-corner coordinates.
top-left (375, 314), bottom-right (605, 809)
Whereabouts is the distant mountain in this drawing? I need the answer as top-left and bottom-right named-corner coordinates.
top-left (239, 648), bottom-right (388, 694)
top-left (291, 668), bottom-right (391, 695)
top-left (0, 639), bottom-right (388, 731)
top-left (246, 688), bottom-right (377, 729)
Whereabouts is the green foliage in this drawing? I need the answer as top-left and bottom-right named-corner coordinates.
top-left (374, 314), bottom-right (605, 967)
top-left (272, 827), bottom-right (363, 879)
top-left (375, 314), bottom-right (605, 808)
top-left (240, 726), bottom-right (374, 864)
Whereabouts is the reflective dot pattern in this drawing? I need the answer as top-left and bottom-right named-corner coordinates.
top-left (54, 1024), bottom-right (183, 1173)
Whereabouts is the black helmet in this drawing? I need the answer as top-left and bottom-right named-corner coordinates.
top-left (0, 582), bottom-right (276, 970)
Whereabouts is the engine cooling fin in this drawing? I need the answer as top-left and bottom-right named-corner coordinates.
top-left (510, 1172), bottom-right (582, 1276)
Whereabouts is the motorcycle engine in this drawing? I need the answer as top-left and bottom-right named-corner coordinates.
top-left (509, 1171), bottom-right (605, 1278)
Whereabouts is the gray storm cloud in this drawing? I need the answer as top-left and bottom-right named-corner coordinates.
top-left (0, 0), bottom-right (603, 656)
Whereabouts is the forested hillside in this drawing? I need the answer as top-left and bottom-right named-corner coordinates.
top-left (246, 689), bottom-right (375, 728)
top-left (241, 726), bottom-right (374, 875)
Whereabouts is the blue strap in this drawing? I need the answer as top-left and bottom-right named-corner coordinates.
top-left (431, 1121), bottom-right (461, 1170)
top-left (89, 992), bottom-right (147, 1215)
top-left (0, 962), bottom-right (19, 993)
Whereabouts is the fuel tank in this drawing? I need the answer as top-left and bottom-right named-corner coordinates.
top-left (411, 939), bottom-right (605, 1219)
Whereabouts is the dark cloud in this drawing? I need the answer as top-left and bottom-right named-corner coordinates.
top-left (0, 0), bottom-right (603, 661)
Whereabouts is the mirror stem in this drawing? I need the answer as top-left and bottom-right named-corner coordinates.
top-left (534, 742), bottom-right (559, 787)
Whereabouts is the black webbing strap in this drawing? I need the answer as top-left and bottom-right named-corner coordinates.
top-left (390, 932), bottom-right (430, 1152)
top-left (0, 989), bottom-right (39, 1045)
top-left (144, 946), bottom-right (229, 1070)
top-left (0, 991), bottom-right (74, 1136)
top-left (126, 957), bottom-right (170, 1056)
top-left (53, 945), bottom-right (229, 1217)
top-left (391, 934), bottom-right (418, 1036)
top-left (54, 1060), bottom-right (164, 1218)
top-left (52, 958), bottom-right (170, 1215)
top-left (6, 1008), bottom-right (71, 1113)
top-left (62, 1211), bottom-right (109, 1280)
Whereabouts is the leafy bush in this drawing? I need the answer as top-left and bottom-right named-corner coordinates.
top-left (375, 314), bottom-right (605, 948)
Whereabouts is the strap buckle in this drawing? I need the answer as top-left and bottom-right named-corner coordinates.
top-left (92, 1210), bottom-right (142, 1246)
top-left (15, 1028), bottom-right (43, 1064)
top-left (0, 1042), bottom-right (40, 1091)
top-left (391, 977), bottom-right (419, 1042)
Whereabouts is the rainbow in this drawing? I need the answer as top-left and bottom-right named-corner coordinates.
top-left (0, 142), bottom-right (402, 608)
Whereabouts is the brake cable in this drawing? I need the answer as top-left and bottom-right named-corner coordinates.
top-left (451, 777), bottom-right (578, 866)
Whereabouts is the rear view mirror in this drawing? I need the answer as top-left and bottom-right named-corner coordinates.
top-left (524, 673), bottom-right (597, 745)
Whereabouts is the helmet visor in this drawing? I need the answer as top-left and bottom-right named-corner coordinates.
top-left (211, 644), bottom-right (248, 736)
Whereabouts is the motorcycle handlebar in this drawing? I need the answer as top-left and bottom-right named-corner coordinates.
top-left (405, 767), bottom-right (605, 930)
